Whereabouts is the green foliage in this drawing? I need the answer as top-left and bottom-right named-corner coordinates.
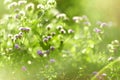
top-left (0, 0), bottom-right (120, 80)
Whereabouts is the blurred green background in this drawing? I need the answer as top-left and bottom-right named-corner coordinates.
top-left (56, 0), bottom-right (120, 26)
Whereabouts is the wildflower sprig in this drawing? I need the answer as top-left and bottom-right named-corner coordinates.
top-left (1, 0), bottom-right (74, 59)
top-left (107, 40), bottom-right (120, 53)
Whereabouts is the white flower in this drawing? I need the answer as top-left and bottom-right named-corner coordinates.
top-left (100, 23), bottom-right (107, 28)
top-left (19, 10), bottom-right (26, 16)
top-left (8, 2), bottom-right (17, 9)
top-left (108, 57), bottom-right (114, 61)
top-left (68, 29), bottom-right (74, 34)
top-left (37, 4), bottom-right (44, 9)
top-left (56, 25), bottom-right (63, 30)
top-left (56, 13), bottom-right (67, 20)
top-left (73, 16), bottom-right (83, 23)
top-left (18, 0), bottom-right (27, 6)
top-left (25, 3), bottom-right (34, 11)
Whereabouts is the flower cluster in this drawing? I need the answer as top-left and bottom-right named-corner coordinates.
top-left (107, 40), bottom-right (120, 53)
top-left (37, 46), bottom-right (55, 57)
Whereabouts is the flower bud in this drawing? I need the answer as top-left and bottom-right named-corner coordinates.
top-left (19, 32), bottom-right (23, 35)
top-left (14, 34), bottom-right (19, 39)
top-left (50, 46), bottom-right (55, 51)
top-left (19, 27), bottom-right (30, 32)
top-left (56, 13), bottom-right (67, 20)
top-left (51, 32), bottom-right (56, 36)
top-left (8, 34), bottom-right (13, 38)
top-left (93, 28), bottom-right (101, 33)
top-left (25, 27), bottom-right (31, 32)
top-left (46, 25), bottom-right (52, 30)
top-left (26, 3), bottom-right (34, 11)
top-left (14, 8), bottom-right (20, 13)
top-left (47, 36), bottom-right (52, 40)
top-left (14, 14), bottom-right (21, 19)
top-left (73, 16), bottom-right (82, 23)
top-left (19, 10), bottom-right (26, 16)
top-left (37, 50), bottom-right (43, 56)
top-left (8, 2), bottom-right (17, 9)
top-left (57, 25), bottom-right (63, 30)
top-left (15, 44), bottom-right (20, 49)
top-left (60, 29), bottom-right (66, 34)
top-left (18, 0), bottom-right (27, 6)
top-left (108, 57), bottom-right (114, 61)
top-left (37, 4), bottom-right (44, 9)
top-left (68, 29), bottom-right (74, 34)
top-left (100, 23), bottom-right (107, 28)
top-left (43, 38), bottom-right (48, 42)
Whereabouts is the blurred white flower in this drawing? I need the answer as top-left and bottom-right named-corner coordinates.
top-left (26, 3), bottom-right (34, 11)
top-left (73, 16), bottom-right (83, 23)
top-left (37, 4), bottom-right (44, 9)
top-left (18, 0), bottom-right (27, 6)
top-left (56, 13), bottom-right (68, 20)
top-left (8, 2), bottom-right (17, 9)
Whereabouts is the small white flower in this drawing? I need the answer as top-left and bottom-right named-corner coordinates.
top-left (8, 2), bottom-right (17, 9)
top-left (46, 24), bottom-right (52, 30)
top-left (37, 4), bottom-right (44, 9)
top-left (102, 73), bottom-right (107, 77)
top-left (68, 29), bottom-right (74, 34)
top-left (108, 57), bottom-right (114, 61)
top-left (56, 13), bottom-right (67, 20)
top-left (18, 0), bottom-right (27, 6)
top-left (19, 10), bottom-right (26, 16)
top-left (111, 40), bottom-right (119, 45)
top-left (60, 29), bottom-right (66, 34)
top-left (57, 25), bottom-right (63, 30)
top-left (100, 23), bottom-right (107, 28)
top-left (26, 3), bottom-right (34, 11)
top-left (73, 16), bottom-right (83, 23)
top-left (8, 34), bottom-right (13, 38)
